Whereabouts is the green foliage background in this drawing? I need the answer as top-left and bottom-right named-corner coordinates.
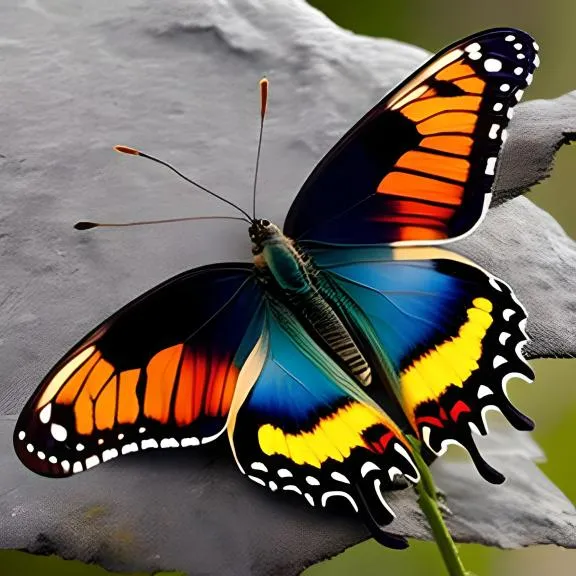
top-left (2, 1), bottom-right (575, 575)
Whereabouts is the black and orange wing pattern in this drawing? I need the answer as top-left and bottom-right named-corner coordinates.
top-left (284, 28), bottom-right (539, 245)
top-left (14, 264), bottom-right (265, 477)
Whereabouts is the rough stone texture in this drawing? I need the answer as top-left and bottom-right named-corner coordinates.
top-left (1, 0), bottom-right (576, 574)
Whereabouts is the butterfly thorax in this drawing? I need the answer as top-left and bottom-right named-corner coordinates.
top-left (250, 219), bottom-right (372, 385)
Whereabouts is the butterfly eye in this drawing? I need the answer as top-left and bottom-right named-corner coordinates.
top-left (261, 219), bottom-right (270, 227)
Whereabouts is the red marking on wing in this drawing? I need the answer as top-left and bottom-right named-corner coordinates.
top-left (450, 400), bottom-right (472, 422)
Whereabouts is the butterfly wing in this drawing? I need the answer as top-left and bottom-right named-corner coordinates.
top-left (311, 246), bottom-right (534, 483)
top-left (284, 28), bottom-right (539, 246)
top-left (227, 296), bottom-right (420, 548)
top-left (14, 263), bottom-right (266, 477)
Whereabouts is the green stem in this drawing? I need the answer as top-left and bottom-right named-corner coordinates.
top-left (408, 438), bottom-right (469, 576)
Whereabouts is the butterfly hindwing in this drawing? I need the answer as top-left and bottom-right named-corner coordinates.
top-left (14, 264), bottom-right (265, 477)
top-left (284, 28), bottom-right (539, 246)
top-left (311, 246), bottom-right (534, 483)
top-left (228, 297), bottom-right (420, 547)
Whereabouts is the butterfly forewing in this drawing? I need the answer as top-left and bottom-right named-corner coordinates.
top-left (14, 264), bottom-right (264, 477)
top-left (284, 28), bottom-right (539, 246)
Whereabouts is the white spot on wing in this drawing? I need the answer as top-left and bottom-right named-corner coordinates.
top-left (514, 43), bottom-right (523, 50)
top-left (76, 443), bottom-right (84, 452)
top-left (37, 451), bottom-right (45, 460)
top-left (306, 475), bottom-right (320, 486)
top-left (505, 35), bottom-right (515, 42)
top-left (477, 384), bottom-right (493, 399)
top-left (488, 123), bottom-right (500, 139)
top-left (248, 475), bottom-right (266, 487)
top-left (500, 83), bottom-right (511, 92)
top-left (514, 67), bottom-right (523, 76)
top-left (18, 431), bottom-right (25, 441)
top-left (139, 427), bottom-right (146, 433)
top-left (515, 89), bottom-right (524, 102)
top-left (321, 491), bottom-right (359, 512)
top-left (501, 129), bottom-right (508, 144)
top-left (269, 481), bottom-right (278, 492)
top-left (278, 469), bottom-right (293, 478)
top-left (533, 41), bottom-right (539, 50)
top-left (180, 437), bottom-right (199, 447)
top-left (484, 58), bottom-right (502, 72)
top-left (493, 102), bottom-right (503, 112)
top-left (360, 461), bottom-right (380, 478)
top-left (282, 485), bottom-right (302, 495)
top-left (26, 443), bottom-right (34, 453)
top-left (503, 308), bottom-right (516, 321)
top-left (394, 443), bottom-right (420, 482)
top-left (51, 423), bottom-right (67, 442)
top-left (331, 471), bottom-right (350, 484)
top-left (304, 493), bottom-right (315, 506)
top-left (388, 466), bottom-right (403, 481)
top-left (102, 448), bottom-right (118, 461)
top-left (489, 276), bottom-right (502, 291)
top-left (534, 54), bottom-right (540, 67)
top-left (499, 332), bottom-right (511, 345)
top-left (493, 355), bottom-right (508, 368)
top-left (507, 108), bottom-right (514, 120)
top-left (468, 51), bottom-right (482, 61)
top-left (517, 53), bottom-right (525, 60)
top-left (526, 73), bottom-right (533, 85)
top-left (39, 403), bottom-right (52, 424)
top-left (160, 438), bottom-right (178, 449)
top-left (121, 442), bottom-right (138, 454)
top-left (86, 455), bottom-right (100, 469)
top-left (485, 157), bottom-right (497, 175)
top-left (49, 456), bottom-right (57, 464)
top-left (465, 42), bottom-right (481, 52)
top-left (251, 462), bottom-right (268, 473)
top-left (61, 460), bottom-right (70, 473)
top-left (72, 461), bottom-right (83, 474)
top-left (374, 479), bottom-right (396, 518)
top-left (141, 439), bottom-right (158, 450)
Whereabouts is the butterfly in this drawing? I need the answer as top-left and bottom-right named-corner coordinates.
top-left (14, 28), bottom-right (539, 548)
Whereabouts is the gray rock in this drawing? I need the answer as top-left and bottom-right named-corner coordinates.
top-left (1, 0), bottom-right (575, 574)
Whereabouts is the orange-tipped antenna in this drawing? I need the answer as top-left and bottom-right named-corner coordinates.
top-left (114, 145), bottom-right (141, 156)
top-left (74, 215), bottom-right (248, 231)
top-left (260, 77), bottom-right (268, 120)
top-left (252, 77), bottom-right (268, 219)
top-left (114, 145), bottom-right (252, 222)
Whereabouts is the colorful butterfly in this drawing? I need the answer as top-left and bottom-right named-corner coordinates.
top-left (14, 28), bottom-right (539, 548)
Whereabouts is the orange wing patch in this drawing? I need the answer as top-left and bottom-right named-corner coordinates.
top-left (374, 53), bottom-right (490, 242)
top-left (395, 151), bottom-right (470, 182)
top-left (33, 342), bottom-right (240, 437)
top-left (378, 172), bottom-right (463, 204)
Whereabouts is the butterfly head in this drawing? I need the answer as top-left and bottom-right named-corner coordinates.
top-left (249, 219), bottom-right (281, 254)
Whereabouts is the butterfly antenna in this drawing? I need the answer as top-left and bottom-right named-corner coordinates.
top-left (74, 215), bottom-right (248, 230)
top-left (114, 145), bottom-right (253, 222)
top-left (252, 77), bottom-right (268, 220)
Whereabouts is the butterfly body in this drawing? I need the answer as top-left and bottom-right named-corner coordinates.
top-left (252, 219), bottom-right (374, 386)
top-left (15, 28), bottom-right (539, 548)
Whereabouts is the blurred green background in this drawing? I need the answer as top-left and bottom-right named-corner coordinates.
top-left (3, 1), bottom-right (575, 575)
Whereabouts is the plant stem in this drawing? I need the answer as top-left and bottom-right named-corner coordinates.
top-left (408, 438), bottom-right (469, 576)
